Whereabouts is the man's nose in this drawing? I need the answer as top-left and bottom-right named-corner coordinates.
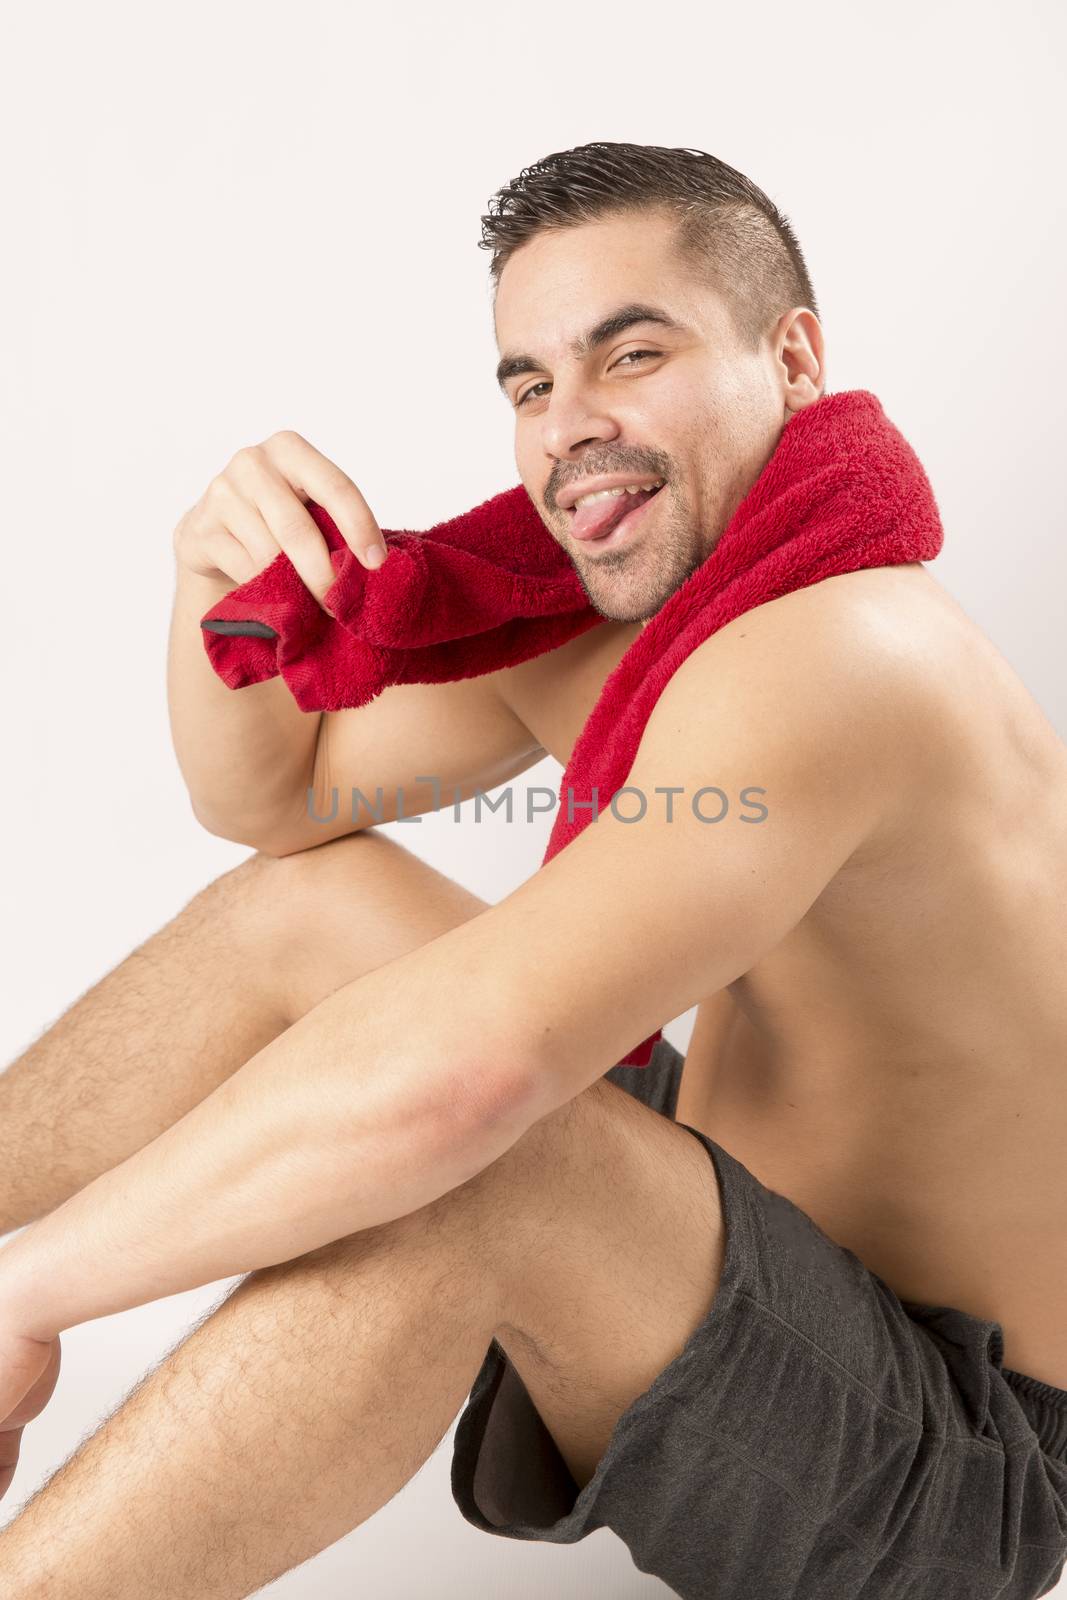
top-left (539, 379), bottom-right (621, 462)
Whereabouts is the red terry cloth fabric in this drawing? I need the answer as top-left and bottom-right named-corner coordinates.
top-left (201, 389), bottom-right (944, 1066)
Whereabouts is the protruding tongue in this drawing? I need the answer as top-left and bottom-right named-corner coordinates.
top-left (572, 486), bottom-right (657, 541)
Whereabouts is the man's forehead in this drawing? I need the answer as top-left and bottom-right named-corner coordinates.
top-left (492, 229), bottom-right (718, 381)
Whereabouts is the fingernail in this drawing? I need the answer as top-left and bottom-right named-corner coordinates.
top-left (365, 545), bottom-right (387, 570)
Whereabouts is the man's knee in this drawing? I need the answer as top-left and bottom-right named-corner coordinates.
top-left (188, 832), bottom-right (388, 940)
top-left (210, 831), bottom-right (378, 898)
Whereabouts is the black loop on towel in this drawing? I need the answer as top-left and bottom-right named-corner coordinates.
top-left (201, 618), bottom-right (278, 639)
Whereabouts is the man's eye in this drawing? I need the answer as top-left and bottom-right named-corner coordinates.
top-left (614, 349), bottom-right (660, 369)
top-left (516, 381), bottom-right (550, 409)
top-left (515, 350), bottom-right (661, 410)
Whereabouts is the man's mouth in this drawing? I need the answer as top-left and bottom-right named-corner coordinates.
top-left (568, 482), bottom-right (664, 543)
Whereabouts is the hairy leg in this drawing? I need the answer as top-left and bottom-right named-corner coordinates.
top-left (0, 832), bottom-right (489, 1232)
top-left (0, 1197), bottom-right (504, 1599)
top-left (0, 1073), bottom-right (721, 1599)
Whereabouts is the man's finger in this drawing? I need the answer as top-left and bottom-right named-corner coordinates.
top-left (233, 452), bottom-right (339, 602)
top-left (12, 1337), bottom-right (61, 1426)
top-left (0, 1335), bottom-right (61, 1430)
top-left (0, 1422), bottom-right (25, 1503)
top-left (266, 431), bottom-right (389, 571)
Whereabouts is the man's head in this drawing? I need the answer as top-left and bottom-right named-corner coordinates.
top-left (483, 142), bottom-right (826, 623)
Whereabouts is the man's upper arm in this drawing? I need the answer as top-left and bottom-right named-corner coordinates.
top-left (258, 667), bottom-right (545, 855)
top-left (447, 599), bottom-right (917, 1110)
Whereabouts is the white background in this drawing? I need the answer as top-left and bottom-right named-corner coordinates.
top-left (1, 0), bottom-right (1064, 1593)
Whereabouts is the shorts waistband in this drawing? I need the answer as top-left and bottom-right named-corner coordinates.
top-left (1001, 1366), bottom-right (1067, 1462)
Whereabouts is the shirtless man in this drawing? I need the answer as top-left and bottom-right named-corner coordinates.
top-left (0, 142), bottom-right (1065, 1600)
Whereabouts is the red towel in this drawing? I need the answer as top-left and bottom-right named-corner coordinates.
top-left (201, 389), bottom-right (943, 1066)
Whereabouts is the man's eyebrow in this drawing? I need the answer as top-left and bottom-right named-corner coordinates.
top-left (495, 302), bottom-right (690, 394)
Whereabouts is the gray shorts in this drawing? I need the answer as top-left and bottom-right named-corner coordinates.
top-left (450, 1037), bottom-right (1067, 1599)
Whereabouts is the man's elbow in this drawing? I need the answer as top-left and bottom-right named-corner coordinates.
top-left (189, 798), bottom-right (305, 858)
top-left (417, 1024), bottom-right (551, 1152)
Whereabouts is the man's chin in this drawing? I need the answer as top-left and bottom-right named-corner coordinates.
top-left (574, 574), bottom-right (671, 626)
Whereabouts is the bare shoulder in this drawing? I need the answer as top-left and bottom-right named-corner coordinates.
top-left (662, 564), bottom-right (943, 716)
top-left (640, 565), bottom-right (949, 852)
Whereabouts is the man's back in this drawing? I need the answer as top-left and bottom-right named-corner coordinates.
top-left (499, 559), bottom-right (1067, 1390)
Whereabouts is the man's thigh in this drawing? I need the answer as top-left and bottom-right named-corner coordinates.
top-left (453, 1047), bottom-right (725, 1495)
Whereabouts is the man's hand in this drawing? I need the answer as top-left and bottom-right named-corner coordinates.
top-left (172, 428), bottom-right (390, 602)
top-left (0, 1327), bottom-right (62, 1502)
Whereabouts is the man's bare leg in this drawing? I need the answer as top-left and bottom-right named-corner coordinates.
top-left (0, 832), bottom-right (490, 1233)
top-left (0, 1038), bottom-right (722, 1600)
top-left (0, 1195), bottom-right (505, 1598)
top-left (0, 832), bottom-right (503, 1585)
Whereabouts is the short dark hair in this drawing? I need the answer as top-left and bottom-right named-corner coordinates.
top-left (479, 141), bottom-right (819, 352)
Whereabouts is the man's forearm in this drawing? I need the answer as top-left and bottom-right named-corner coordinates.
top-left (167, 557), bottom-right (322, 843)
top-left (0, 943), bottom-right (539, 1342)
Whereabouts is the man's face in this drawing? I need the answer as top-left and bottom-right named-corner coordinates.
top-left (493, 207), bottom-right (821, 623)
